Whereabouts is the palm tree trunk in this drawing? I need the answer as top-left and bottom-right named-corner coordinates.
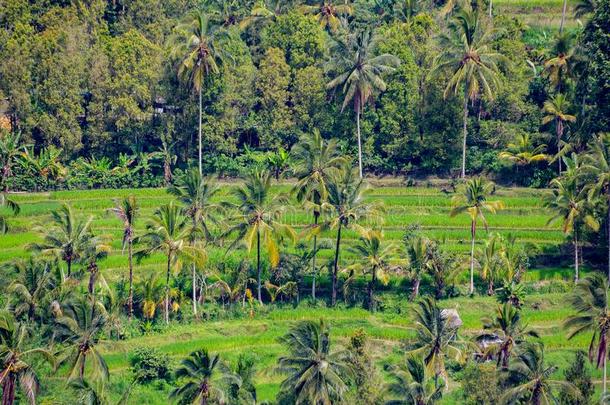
top-left (257, 229), bottom-right (262, 304)
top-left (604, 352), bottom-right (607, 397)
top-left (461, 95), bottom-right (469, 178)
top-left (192, 263), bottom-right (197, 317)
top-left (128, 238), bottom-right (134, 320)
top-left (489, 0), bottom-right (493, 17)
top-left (488, 278), bottom-right (494, 296)
top-left (312, 213), bottom-right (319, 301)
top-left (607, 195), bottom-right (610, 281)
top-left (2, 373), bottom-right (16, 405)
top-left (557, 120), bottom-right (563, 174)
top-left (198, 86), bottom-right (203, 176)
top-left (356, 104), bottom-right (363, 179)
top-left (560, 0), bottom-right (568, 33)
top-left (411, 277), bottom-right (421, 300)
top-left (67, 258), bottom-right (72, 277)
top-left (574, 229), bottom-right (579, 282)
top-left (165, 252), bottom-right (171, 324)
top-left (368, 265), bottom-right (377, 312)
top-left (469, 220), bottom-right (476, 295)
top-left (332, 222), bottom-right (343, 306)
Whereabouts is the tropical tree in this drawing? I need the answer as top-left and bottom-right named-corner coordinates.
top-left (138, 274), bottom-right (164, 321)
top-left (137, 202), bottom-right (206, 324)
top-left (0, 131), bottom-right (28, 192)
top-left (170, 11), bottom-right (228, 175)
top-left (476, 233), bottom-right (504, 295)
top-left (348, 228), bottom-right (397, 311)
top-left (108, 196), bottom-right (138, 319)
top-left (299, 0), bottom-right (353, 32)
top-left (450, 178), bottom-right (504, 295)
top-left (0, 311), bottom-right (55, 405)
top-left (326, 164), bottom-right (382, 306)
top-left (170, 349), bottom-right (235, 405)
top-left (543, 33), bottom-right (575, 93)
top-left (81, 237), bottom-right (111, 296)
top-left (542, 94), bottom-right (576, 174)
top-left (7, 258), bottom-right (54, 322)
top-left (226, 169), bottom-right (294, 303)
top-left (239, 0), bottom-right (295, 29)
top-left (30, 204), bottom-right (94, 277)
top-left (276, 320), bottom-right (353, 404)
top-left (500, 343), bottom-right (579, 404)
top-left (404, 236), bottom-right (433, 300)
top-left (267, 147), bottom-right (290, 181)
top-left (498, 134), bottom-right (548, 168)
top-left (477, 303), bottom-right (539, 368)
top-left (327, 30), bottom-right (400, 178)
top-left (0, 193), bottom-right (19, 235)
top-left (385, 356), bottom-right (443, 405)
top-left (291, 130), bottom-right (345, 300)
top-left (564, 273), bottom-right (610, 396)
top-left (434, 8), bottom-right (503, 178)
top-left (54, 297), bottom-right (109, 383)
top-left (574, 0), bottom-right (595, 17)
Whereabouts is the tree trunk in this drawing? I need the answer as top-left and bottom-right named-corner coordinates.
top-left (2, 373), bottom-right (15, 405)
top-left (128, 238), bottom-right (134, 320)
top-left (67, 258), bottom-right (72, 277)
top-left (469, 220), bottom-right (476, 295)
top-left (487, 278), bottom-right (494, 296)
top-left (192, 263), bottom-right (198, 317)
top-left (368, 265), bottom-right (377, 312)
top-left (311, 212), bottom-right (319, 300)
top-left (356, 104), bottom-right (363, 179)
top-left (488, 0), bottom-right (493, 17)
top-left (165, 252), bottom-right (171, 324)
top-left (332, 222), bottom-right (343, 306)
top-left (574, 229), bottom-right (579, 283)
top-left (607, 195), bottom-right (610, 281)
top-left (198, 86), bottom-right (203, 176)
top-left (257, 229), bottom-right (262, 304)
top-left (411, 277), bottom-right (421, 300)
top-left (604, 352), bottom-right (607, 398)
top-left (557, 120), bottom-right (563, 175)
top-left (559, 0), bottom-right (568, 33)
top-left (461, 95), bottom-right (469, 178)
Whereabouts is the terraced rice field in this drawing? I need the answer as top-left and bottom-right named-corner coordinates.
top-left (495, 0), bottom-right (580, 29)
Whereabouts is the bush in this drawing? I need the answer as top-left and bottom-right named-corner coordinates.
top-left (129, 347), bottom-right (172, 383)
top-left (460, 362), bottom-right (501, 404)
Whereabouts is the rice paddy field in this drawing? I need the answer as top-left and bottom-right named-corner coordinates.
top-left (495, 0), bottom-right (580, 29)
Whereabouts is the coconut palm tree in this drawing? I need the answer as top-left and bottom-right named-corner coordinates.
top-left (385, 356), bottom-right (443, 405)
top-left (450, 178), bottom-right (504, 295)
top-left (348, 228), bottom-right (397, 312)
top-left (299, 0), bottom-right (353, 32)
top-left (0, 131), bottom-right (28, 192)
top-left (477, 303), bottom-right (539, 368)
top-left (81, 237), bottom-right (111, 296)
top-left (500, 343), bottom-right (578, 404)
top-left (54, 297), bottom-right (109, 383)
top-left (433, 8), bottom-right (503, 178)
top-left (326, 164), bottom-right (382, 306)
top-left (542, 94), bottom-right (576, 174)
top-left (169, 169), bottom-right (222, 316)
top-left (239, 0), bottom-right (295, 29)
top-left (498, 134), bottom-right (548, 168)
top-left (545, 175), bottom-right (599, 282)
top-left (0, 311), bottom-right (55, 405)
top-left (137, 202), bottom-right (206, 324)
top-left (404, 236), bottom-right (433, 300)
top-left (108, 196), bottom-right (138, 319)
top-left (291, 129), bottom-right (345, 300)
top-left (476, 233), bottom-right (504, 295)
top-left (327, 30), bottom-right (400, 178)
top-left (276, 320), bottom-right (353, 404)
top-left (30, 204), bottom-right (94, 277)
top-left (7, 258), bottom-right (54, 322)
top-left (225, 169), bottom-right (294, 303)
top-left (170, 349), bottom-right (235, 405)
top-left (138, 274), bottom-right (164, 321)
top-left (170, 11), bottom-right (228, 175)
top-left (543, 33), bottom-right (575, 93)
top-left (564, 273), bottom-right (610, 396)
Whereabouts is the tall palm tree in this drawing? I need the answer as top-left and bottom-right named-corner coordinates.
top-left (582, 133), bottom-right (610, 280)
top-left (327, 30), bottom-right (400, 178)
top-left (54, 297), bottom-right (109, 383)
top-left (7, 258), bottom-right (54, 322)
top-left (299, 1), bottom-right (353, 32)
top-left (291, 130), bottom-right (345, 300)
top-left (137, 202), bottom-right (206, 324)
top-left (404, 236), bottom-right (433, 300)
top-left (226, 169), bottom-right (294, 303)
top-left (543, 33), bottom-right (575, 93)
top-left (498, 134), bottom-right (548, 168)
top-left (108, 196), bottom-right (138, 319)
top-left (276, 320), bottom-right (353, 404)
top-left (138, 274), bottom-right (164, 321)
top-left (434, 8), bottom-right (503, 178)
top-left (500, 343), bottom-right (578, 404)
top-left (0, 311), bottom-right (55, 405)
top-left (30, 204), bottom-right (94, 277)
top-left (169, 169), bottom-right (222, 316)
top-left (542, 94), bottom-right (576, 174)
top-left (407, 297), bottom-right (464, 388)
top-left (545, 175), bottom-right (599, 282)
top-left (450, 178), bottom-right (504, 295)
top-left (477, 303), bottom-right (539, 368)
top-left (348, 228), bottom-right (396, 312)
top-left (170, 349), bottom-right (235, 405)
top-left (476, 233), bottom-right (504, 295)
top-left (0, 131), bottom-right (28, 193)
top-left (385, 356), bottom-right (443, 405)
top-left (170, 11), bottom-right (228, 175)
top-left (564, 273), bottom-right (610, 396)
top-left (326, 164), bottom-right (382, 306)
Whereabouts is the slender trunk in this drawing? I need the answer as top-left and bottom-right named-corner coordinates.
top-left (165, 251), bottom-right (171, 324)
top-left (312, 212), bottom-right (319, 300)
top-left (67, 258), bottom-right (72, 277)
top-left (469, 220), bottom-right (476, 295)
top-left (368, 265), bottom-right (377, 312)
top-left (88, 264), bottom-right (97, 295)
top-left (257, 229), bottom-right (262, 304)
top-left (607, 195), bottom-right (610, 281)
top-left (574, 229), bottom-right (579, 283)
top-left (488, 278), bottom-right (494, 296)
top-left (128, 238), bottom-right (133, 320)
top-left (412, 277), bottom-right (421, 300)
top-left (488, 0), bottom-right (493, 17)
top-left (461, 95), bottom-right (469, 178)
top-left (198, 86), bottom-right (203, 176)
top-left (604, 352), bottom-right (607, 398)
top-left (332, 222), bottom-right (343, 306)
top-left (356, 105), bottom-right (363, 179)
top-left (559, 0), bottom-right (567, 33)
top-left (192, 263), bottom-right (197, 317)
top-left (557, 120), bottom-right (563, 175)
top-left (2, 373), bottom-right (16, 405)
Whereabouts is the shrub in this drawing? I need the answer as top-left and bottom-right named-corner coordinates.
top-left (129, 347), bottom-right (171, 383)
top-left (460, 362), bottom-right (501, 404)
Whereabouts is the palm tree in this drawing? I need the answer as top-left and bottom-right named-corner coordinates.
top-left (7, 258), bottom-right (54, 322)
top-left (108, 196), bottom-right (138, 319)
top-left (169, 169), bottom-right (222, 316)
top-left (327, 30), bottom-right (400, 178)
top-left (0, 311), bottom-right (55, 405)
top-left (545, 175), bottom-right (599, 282)
top-left (226, 169), bottom-right (294, 303)
top-left (276, 320), bottom-right (353, 404)
top-left (326, 164), bottom-right (382, 306)
top-left (299, 1), bottom-right (353, 32)
top-left (385, 356), bottom-right (443, 405)
top-left (476, 233), bottom-right (504, 295)
top-left (291, 130), bottom-right (345, 300)
top-left (0, 192), bottom-right (19, 235)
top-left (170, 11), bottom-right (228, 175)
top-left (404, 236), bottom-right (433, 300)
top-left (564, 273), bottom-right (610, 396)
top-left (54, 297), bottom-right (109, 383)
top-left (348, 228), bottom-right (396, 312)
top-left (543, 33), bottom-right (575, 93)
top-left (477, 303), bottom-right (539, 368)
top-left (30, 204), bottom-right (94, 277)
top-left (0, 131), bottom-right (28, 193)
top-left (170, 349), bottom-right (235, 405)
top-left (81, 238), bottom-right (111, 296)
top-left (239, 0), bottom-right (295, 29)
top-left (137, 202), bottom-right (206, 324)
top-left (434, 8), bottom-right (503, 178)
top-left (498, 134), bottom-right (548, 168)
top-left (500, 343), bottom-right (578, 404)
top-left (542, 94), bottom-right (576, 174)
top-left (138, 274), bottom-right (164, 321)
top-left (450, 178), bottom-right (504, 295)
top-left (407, 297), bottom-right (464, 388)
